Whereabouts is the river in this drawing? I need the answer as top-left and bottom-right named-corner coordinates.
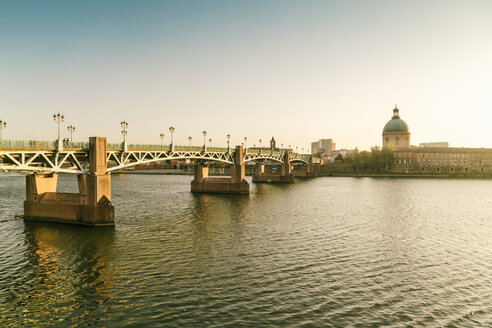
top-left (1, 173), bottom-right (491, 327)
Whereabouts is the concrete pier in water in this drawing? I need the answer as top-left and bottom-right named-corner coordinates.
top-left (252, 151), bottom-right (295, 183)
top-left (24, 137), bottom-right (115, 226)
top-left (292, 157), bottom-right (319, 178)
top-left (191, 145), bottom-right (249, 194)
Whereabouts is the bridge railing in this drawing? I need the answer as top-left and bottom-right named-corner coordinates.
top-left (107, 143), bottom-right (230, 152)
top-left (0, 140), bottom-right (90, 150)
top-left (0, 140), bottom-right (310, 159)
top-left (245, 148), bottom-right (283, 156)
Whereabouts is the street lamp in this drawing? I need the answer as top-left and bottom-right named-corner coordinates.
top-left (244, 137), bottom-right (247, 153)
top-left (160, 133), bottom-right (164, 148)
top-left (0, 120), bottom-right (6, 142)
top-left (169, 126), bottom-right (175, 152)
top-left (209, 138), bottom-right (212, 146)
top-left (53, 113), bottom-right (64, 151)
top-left (202, 131), bottom-right (207, 152)
top-left (226, 134), bottom-right (231, 152)
top-left (259, 139), bottom-right (262, 147)
top-left (188, 136), bottom-right (192, 147)
top-left (121, 121), bottom-right (128, 151)
top-left (67, 125), bottom-right (75, 147)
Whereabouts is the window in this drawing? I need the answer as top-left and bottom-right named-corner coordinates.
top-left (436, 168), bottom-right (440, 172)
top-left (396, 137), bottom-right (400, 146)
top-left (385, 137), bottom-right (389, 144)
top-left (450, 167), bottom-right (454, 173)
top-left (422, 167), bottom-right (425, 172)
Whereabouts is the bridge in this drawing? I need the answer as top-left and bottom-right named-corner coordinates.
top-left (0, 139), bottom-right (318, 174)
top-left (0, 137), bottom-right (321, 227)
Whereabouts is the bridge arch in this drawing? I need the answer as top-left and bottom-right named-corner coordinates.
top-left (242, 156), bottom-right (284, 164)
top-left (107, 154), bottom-right (235, 172)
top-left (289, 158), bottom-right (310, 165)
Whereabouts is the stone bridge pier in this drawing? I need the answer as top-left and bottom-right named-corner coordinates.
top-left (191, 145), bottom-right (249, 194)
top-left (24, 137), bottom-right (115, 226)
top-left (252, 151), bottom-right (294, 183)
top-left (292, 157), bottom-right (319, 178)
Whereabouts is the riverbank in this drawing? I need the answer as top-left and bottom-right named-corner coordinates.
top-left (317, 171), bottom-right (492, 179)
top-left (112, 169), bottom-right (492, 179)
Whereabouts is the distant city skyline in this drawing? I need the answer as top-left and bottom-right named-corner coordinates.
top-left (1, 0), bottom-right (492, 150)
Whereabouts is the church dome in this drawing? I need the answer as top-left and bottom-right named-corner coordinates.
top-left (383, 106), bottom-right (410, 134)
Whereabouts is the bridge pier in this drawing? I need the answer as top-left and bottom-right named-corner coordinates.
top-left (191, 146), bottom-right (249, 194)
top-left (292, 157), bottom-right (318, 178)
top-left (24, 137), bottom-right (115, 226)
top-left (252, 151), bottom-right (294, 183)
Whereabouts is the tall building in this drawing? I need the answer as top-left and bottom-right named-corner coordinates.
top-left (311, 139), bottom-right (336, 154)
top-left (382, 106), bottom-right (411, 149)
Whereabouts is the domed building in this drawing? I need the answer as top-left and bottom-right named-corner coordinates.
top-left (382, 105), bottom-right (410, 149)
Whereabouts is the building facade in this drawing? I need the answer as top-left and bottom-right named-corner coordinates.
top-left (311, 139), bottom-right (336, 155)
top-left (382, 106), bottom-right (411, 149)
top-left (392, 147), bottom-right (492, 174)
top-left (380, 106), bottom-right (492, 174)
top-left (419, 142), bottom-right (449, 148)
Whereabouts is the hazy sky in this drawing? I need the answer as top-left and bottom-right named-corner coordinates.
top-left (1, 0), bottom-right (492, 150)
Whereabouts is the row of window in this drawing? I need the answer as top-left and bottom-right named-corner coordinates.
top-left (397, 152), bottom-right (478, 159)
top-left (385, 137), bottom-right (409, 145)
top-left (420, 167), bottom-right (485, 173)
top-left (395, 159), bottom-right (486, 166)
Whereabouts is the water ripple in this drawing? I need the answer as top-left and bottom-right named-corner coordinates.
top-left (1, 175), bottom-right (492, 326)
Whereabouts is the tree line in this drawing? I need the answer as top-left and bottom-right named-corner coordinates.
top-left (342, 146), bottom-right (395, 173)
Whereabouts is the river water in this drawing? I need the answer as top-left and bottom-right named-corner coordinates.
top-left (0, 173), bottom-right (491, 327)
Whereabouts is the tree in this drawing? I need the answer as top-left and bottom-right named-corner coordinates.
top-left (352, 149), bottom-right (371, 172)
top-left (381, 146), bottom-right (395, 172)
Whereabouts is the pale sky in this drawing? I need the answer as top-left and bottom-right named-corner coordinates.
top-left (1, 0), bottom-right (492, 150)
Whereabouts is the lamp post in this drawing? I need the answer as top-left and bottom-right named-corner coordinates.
top-left (244, 137), bottom-right (247, 153)
top-left (188, 136), bottom-right (192, 147)
top-left (121, 121), bottom-right (128, 151)
top-left (53, 113), bottom-right (65, 151)
top-left (259, 138), bottom-right (262, 154)
top-left (67, 125), bottom-right (75, 147)
top-left (226, 134), bottom-right (231, 152)
top-left (0, 120), bottom-right (6, 142)
top-left (202, 131), bottom-right (207, 152)
top-left (160, 133), bottom-right (164, 148)
top-left (169, 126), bottom-right (175, 152)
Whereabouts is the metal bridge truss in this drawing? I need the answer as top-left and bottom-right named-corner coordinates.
top-left (0, 148), bottom-right (319, 174)
top-left (0, 150), bottom-right (89, 174)
top-left (106, 150), bottom-right (235, 172)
